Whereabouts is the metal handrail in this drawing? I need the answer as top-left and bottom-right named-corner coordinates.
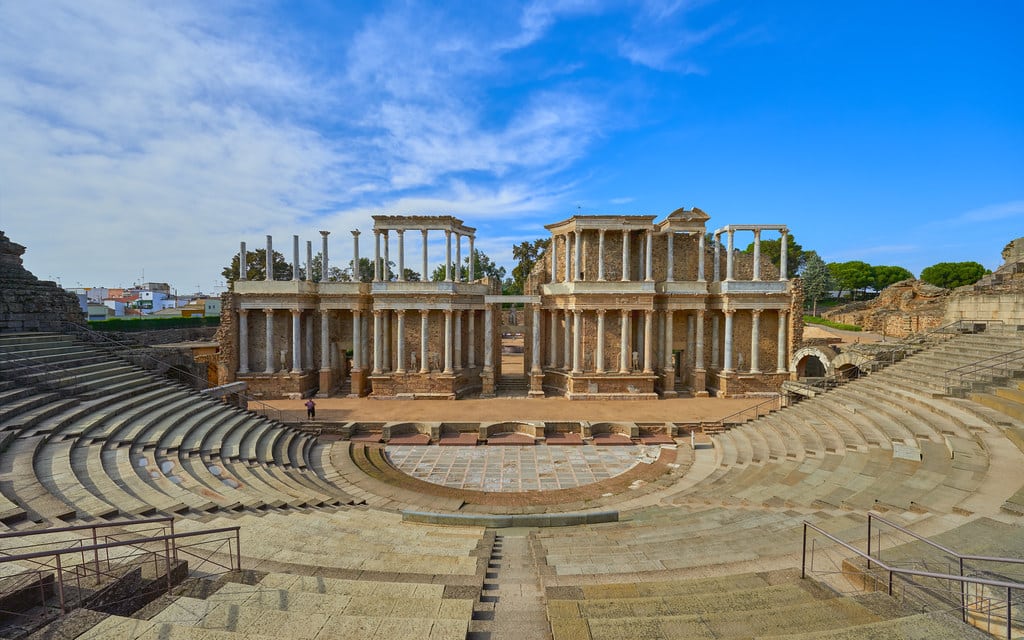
top-left (0, 516), bottom-right (174, 542)
top-left (944, 347), bottom-right (1024, 395)
top-left (802, 520), bottom-right (1022, 638)
top-left (867, 512), bottom-right (1024, 570)
top-left (713, 395), bottom-right (782, 427)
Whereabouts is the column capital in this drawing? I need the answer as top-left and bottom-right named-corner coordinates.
top-left (420, 308), bottom-right (430, 317)
top-left (351, 229), bottom-right (360, 237)
top-left (751, 309), bottom-right (762, 317)
top-left (778, 309), bottom-right (789, 317)
top-left (352, 309), bottom-right (362, 318)
top-left (290, 308), bottom-right (302, 315)
top-left (596, 308), bottom-right (606, 317)
top-left (373, 309), bottom-right (383, 317)
top-left (396, 228), bottom-right (404, 237)
top-left (395, 309), bottom-right (406, 317)
top-left (443, 308), bottom-right (453, 317)
top-left (724, 309), bottom-right (736, 316)
top-left (238, 308), bottom-right (248, 316)
top-left (320, 230), bottom-right (330, 238)
top-left (263, 307), bottom-right (274, 315)
top-left (620, 308), bottom-right (629, 318)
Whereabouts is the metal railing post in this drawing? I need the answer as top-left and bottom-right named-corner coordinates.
top-left (801, 522), bottom-right (807, 578)
top-left (961, 557), bottom-right (967, 623)
top-left (867, 514), bottom-right (872, 570)
top-left (54, 553), bottom-right (66, 614)
top-left (92, 524), bottom-right (101, 585)
top-left (165, 539), bottom-right (173, 594)
top-left (235, 528), bottom-right (242, 571)
top-left (888, 570), bottom-right (893, 596)
top-left (1007, 587), bottom-right (1012, 640)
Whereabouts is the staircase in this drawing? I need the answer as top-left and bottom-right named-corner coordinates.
top-left (495, 375), bottom-right (530, 397)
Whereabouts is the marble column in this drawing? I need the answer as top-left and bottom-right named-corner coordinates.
top-left (686, 313), bottom-right (695, 369)
top-left (548, 311), bottom-right (558, 368)
top-left (454, 310), bottom-right (463, 372)
top-left (621, 230), bottom-right (630, 281)
top-left (304, 312), bottom-right (314, 371)
top-left (666, 232), bottom-right (674, 282)
top-left (663, 310), bottom-right (673, 375)
top-left (238, 309), bottom-right (249, 373)
top-left (643, 310), bottom-right (653, 373)
top-left (713, 233), bottom-right (721, 282)
top-left (711, 313), bottom-right (720, 368)
top-left (382, 311), bottom-right (391, 371)
top-left (292, 235), bottom-right (300, 281)
top-left (596, 309), bottom-right (606, 374)
top-left (468, 310), bottom-right (476, 368)
top-left (564, 234), bottom-right (572, 282)
top-left (395, 310), bottom-right (406, 373)
top-left (597, 229), bottom-right (606, 281)
top-left (750, 309), bottom-right (761, 373)
top-left (468, 236), bottom-right (475, 281)
top-left (320, 310), bottom-right (330, 371)
top-left (777, 310), bottom-right (789, 373)
top-left (726, 230), bottom-right (735, 281)
top-left (573, 230), bottom-right (582, 281)
top-left (695, 310), bottom-right (705, 372)
top-left (372, 310), bottom-right (382, 374)
top-left (697, 232), bottom-right (706, 282)
top-left (420, 310), bottom-right (430, 373)
top-left (780, 230), bottom-right (789, 280)
top-left (382, 230), bottom-right (390, 282)
top-left (723, 310), bottom-right (735, 372)
top-left (484, 306), bottom-right (494, 370)
top-left (352, 310), bottom-right (362, 371)
top-left (362, 313), bottom-right (369, 375)
top-left (645, 230), bottom-right (654, 282)
top-left (306, 240), bottom-right (313, 281)
top-left (550, 234), bottom-right (558, 283)
top-left (421, 229), bottom-right (429, 280)
top-left (445, 230), bottom-right (453, 282)
top-left (320, 231), bottom-right (330, 281)
top-left (455, 234), bottom-right (462, 282)
top-left (291, 309), bottom-right (302, 373)
top-left (531, 305), bottom-right (542, 374)
top-left (396, 229), bottom-right (405, 281)
top-left (618, 309), bottom-right (626, 372)
top-left (562, 309), bottom-right (571, 369)
top-left (264, 308), bottom-right (275, 373)
top-left (571, 310), bottom-right (582, 374)
top-left (239, 241), bottom-right (247, 281)
top-left (265, 235), bottom-right (273, 281)
top-left (351, 230), bottom-right (360, 281)
top-left (443, 310), bottom-right (453, 374)
top-left (373, 231), bottom-right (381, 282)
top-left (752, 229), bottom-right (761, 281)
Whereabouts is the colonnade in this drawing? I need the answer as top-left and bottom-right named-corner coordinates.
top-left (371, 228), bottom-right (476, 282)
top-left (237, 307), bottom-right (348, 375)
top-left (549, 229), bottom-right (708, 284)
top-left (370, 308), bottom-right (483, 376)
top-left (712, 227), bottom-right (789, 282)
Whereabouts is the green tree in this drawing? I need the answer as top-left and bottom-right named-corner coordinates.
top-left (743, 234), bottom-right (804, 279)
top-left (920, 261), bottom-right (988, 288)
top-left (304, 252), bottom-right (344, 282)
top-left (430, 250), bottom-right (506, 283)
top-left (827, 261), bottom-right (874, 300)
top-left (402, 268), bottom-right (421, 282)
top-left (800, 251), bottom-right (836, 316)
top-left (871, 265), bottom-right (914, 291)
top-left (222, 248), bottom-right (291, 285)
top-left (506, 238), bottom-right (550, 295)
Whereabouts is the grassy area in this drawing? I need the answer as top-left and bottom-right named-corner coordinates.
top-left (803, 315), bottom-right (861, 332)
top-left (89, 316), bottom-right (220, 331)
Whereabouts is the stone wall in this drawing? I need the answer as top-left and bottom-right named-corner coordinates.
top-left (824, 279), bottom-right (949, 338)
top-left (0, 230), bottom-right (84, 333)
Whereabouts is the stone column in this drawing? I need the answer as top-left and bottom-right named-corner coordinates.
top-left (265, 235), bottom-right (273, 281)
top-left (713, 233), bottom-right (720, 282)
top-left (292, 235), bottom-right (300, 281)
top-left (573, 230), bottom-right (582, 281)
top-left (750, 309), bottom-right (761, 373)
top-left (571, 310), bottom-right (582, 374)
top-left (420, 310), bottom-right (430, 373)
top-left (619, 310), bottom-right (630, 373)
top-left (645, 230), bottom-right (654, 282)
top-left (372, 310), bottom-right (382, 374)
top-left (563, 309), bottom-right (571, 369)
top-left (564, 234), bottom-right (572, 282)
top-left (548, 311), bottom-right (558, 368)
top-left (306, 240), bottom-right (313, 281)
top-left (596, 309), bottom-right (606, 374)
top-left (469, 236), bottom-right (475, 281)
top-left (320, 231), bottom-right (330, 281)
top-left (382, 311), bottom-right (391, 371)
top-left (352, 230), bottom-right (360, 281)
top-left (320, 310), bottom-right (330, 371)
top-left (531, 305), bottom-right (541, 374)
top-left (621, 230), bottom-right (630, 281)
top-left (396, 229), bottom-right (405, 281)
top-left (264, 308), bottom-right (275, 373)
top-left (484, 307), bottom-right (493, 369)
top-left (698, 232), bottom-right (706, 282)
top-left (362, 313), bottom-right (370, 377)
top-left (352, 310), bottom-right (362, 371)
top-left (780, 230), bottom-right (788, 280)
top-left (643, 310), bottom-right (653, 373)
top-left (663, 310), bottom-right (673, 375)
top-left (597, 229), bottom-right (606, 281)
top-left (723, 310), bottom-right (735, 372)
top-left (726, 230), bottom-right (735, 281)
top-left (238, 309), bottom-right (249, 373)
top-left (373, 231), bottom-right (381, 282)
top-left (777, 309), bottom-right (789, 373)
top-left (291, 309), bottom-right (302, 373)
top-left (395, 310), bottom-right (406, 373)
top-left (695, 310), bottom-right (706, 371)
top-left (455, 234), bottom-right (462, 281)
top-left (468, 310), bottom-right (476, 368)
top-left (445, 230), bottom-right (453, 282)
top-left (239, 242), bottom-right (247, 281)
top-left (382, 230), bottom-right (390, 281)
top-left (454, 310), bottom-right (463, 372)
top-left (666, 232), bottom-right (674, 282)
top-left (752, 229), bottom-right (761, 281)
top-left (554, 236), bottom-right (561, 282)
top-left (421, 229), bottom-right (429, 279)
top-left (686, 313), bottom-right (695, 369)
top-left (443, 310), bottom-right (453, 374)
top-left (305, 311), bottom-right (314, 371)
top-left (711, 313), bottom-right (720, 368)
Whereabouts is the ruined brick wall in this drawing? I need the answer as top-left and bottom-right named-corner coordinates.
top-left (215, 292), bottom-right (238, 383)
top-left (0, 230), bottom-right (85, 332)
top-left (825, 279), bottom-right (949, 338)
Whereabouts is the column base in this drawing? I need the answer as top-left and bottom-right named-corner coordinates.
top-left (349, 369), bottom-right (367, 397)
top-left (693, 368), bottom-right (707, 396)
top-left (528, 371), bottom-right (545, 398)
top-left (317, 369), bottom-right (333, 397)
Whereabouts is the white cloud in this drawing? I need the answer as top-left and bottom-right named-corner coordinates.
top-left (953, 200), bottom-right (1024, 224)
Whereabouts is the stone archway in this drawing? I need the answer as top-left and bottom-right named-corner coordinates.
top-left (790, 345), bottom-right (836, 379)
top-left (832, 351), bottom-right (876, 380)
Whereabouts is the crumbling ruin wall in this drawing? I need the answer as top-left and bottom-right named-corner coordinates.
top-left (0, 230), bottom-right (85, 333)
top-left (824, 279), bottom-right (949, 338)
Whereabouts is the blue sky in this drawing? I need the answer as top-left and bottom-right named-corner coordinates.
top-left (1, 1), bottom-right (1021, 294)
